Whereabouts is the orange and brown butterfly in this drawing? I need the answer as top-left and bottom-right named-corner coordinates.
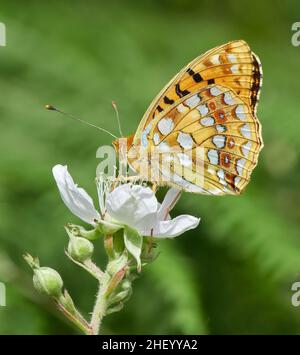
top-left (113, 39), bottom-right (263, 195)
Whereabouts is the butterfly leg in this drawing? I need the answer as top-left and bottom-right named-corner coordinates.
top-left (116, 175), bottom-right (141, 184)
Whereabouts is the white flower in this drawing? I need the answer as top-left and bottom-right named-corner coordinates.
top-left (52, 165), bottom-right (100, 226)
top-left (52, 164), bottom-right (200, 238)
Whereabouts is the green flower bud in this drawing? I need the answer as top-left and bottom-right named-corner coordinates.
top-left (110, 288), bottom-right (132, 305)
top-left (106, 303), bottom-right (124, 315)
top-left (67, 237), bottom-right (94, 263)
top-left (107, 279), bottom-right (132, 308)
top-left (121, 279), bottom-right (131, 291)
top-left (33, 267), bottom-right (63, 298)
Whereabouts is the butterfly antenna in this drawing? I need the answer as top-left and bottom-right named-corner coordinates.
top-left (45, 104), bottom-right (118, 139)
top-left (111, 101), bottom-right (123, 137)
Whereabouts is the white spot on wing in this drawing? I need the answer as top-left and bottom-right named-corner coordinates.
top-left (242, 141), bottom-right (252, 157)
top-left (236, 158), bottom-right (246, 175)
top-left (197, 104), bottom-right (209, 116)
top-left (210, 54), bottom-right (220, 65)
top-left (141, 132), bottom-right (148, 147)
top-left (177, 104), bottom-right (186, 113)
top-left (201, 116), bottom-right (215, 126)
top-left (153, 133), bottom-right (160, 145)
top-left (217, 169), bottom-right (227, 186)
top-left (145, 123), bottom-right (152, 133)
top-left (207, 149), bottom-right (219, 165)
top-left (228, 53), bottom-right (237, 63)
top-left (217, 169), bottom-right (225, 179)
top-left (234, 176), bottom-right (241, 185)
top-left (177, 132), bottom-right (193, 149)
top-left (235, 105), bottom-right (247, 120)
top-left (240, 124), bottom-right (252, 138)
top-left (224, 91), bottom-right (235, 105)
top-left (212, 135), bottom-right (226, 148)
top-left (216, 124), bottom-right (226, 133)
top-left (210, 86), bottom-right (223, 96)
top-left (158, 117), bottom-right (174, 135)
top-left (141, 122), bottom-right (153, 147)
top-left (185, 94), bottom-right (201, 108)
top-left (231, 64), bottom-right (239, 74)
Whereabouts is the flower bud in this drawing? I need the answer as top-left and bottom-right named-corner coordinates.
top-left (108, 279), bottom-right (133, 308)
top-left (121, 279), bottom-right (132, 291)
top-left (33, 267), bottom-right (63, 298)
top-left (67, 237), bottom-right (94, 263)
top-left (109, 288), bottom-right (132, 305)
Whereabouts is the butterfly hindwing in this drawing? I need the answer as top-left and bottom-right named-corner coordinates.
top-left (141, 84), bottom-right (262, 195)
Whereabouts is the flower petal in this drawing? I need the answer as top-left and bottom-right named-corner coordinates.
top-left (157, 188), bottom-right (182, 221)
top-left (152, 215), bottom-right (200, 238)
top-left (106, 183), bottom-right (158, 231)
top-left (52, 165), bottom-right (100, 225)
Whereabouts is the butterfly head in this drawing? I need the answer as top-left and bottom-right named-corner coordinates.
top-left (112, 134), bottom-right (135, 155)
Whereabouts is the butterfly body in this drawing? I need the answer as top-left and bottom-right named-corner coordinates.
top-left (113, 40), bottom-right (263, 195)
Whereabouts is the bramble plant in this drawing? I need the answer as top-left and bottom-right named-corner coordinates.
top-left (24, 164), bottom-right (200, 335)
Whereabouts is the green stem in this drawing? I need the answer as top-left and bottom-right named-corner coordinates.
top-left (65, 252), bottom-right (104, 281)
top-left (56, 301), bottom-right (92, 335)
top-left (90, 281), bottom-right (109, 335)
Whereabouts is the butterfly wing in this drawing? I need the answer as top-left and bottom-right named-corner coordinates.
top-left (134, 40), bottom-right (262, 145)
top-left (131, 40), bottom-right (263, 195)
top-left (145, 84), bottom-right (263, 195)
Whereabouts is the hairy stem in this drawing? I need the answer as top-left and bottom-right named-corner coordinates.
top-left (90, 265), bottom-right (127, 334)
top-left (90, 281), bottom-right (108, 335)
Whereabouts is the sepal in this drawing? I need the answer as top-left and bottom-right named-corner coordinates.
top-left (65, 223), bottom-right (101, 241)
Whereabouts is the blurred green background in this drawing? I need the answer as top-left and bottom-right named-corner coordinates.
top-left (0, 0), bottom-right (300, 334)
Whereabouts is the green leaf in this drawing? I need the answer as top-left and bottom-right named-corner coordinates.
top-left (124, 227), bottom-right (142, 272)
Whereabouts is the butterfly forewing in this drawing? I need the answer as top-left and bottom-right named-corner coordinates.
top-left (134, 40), bottom-right (262, 145)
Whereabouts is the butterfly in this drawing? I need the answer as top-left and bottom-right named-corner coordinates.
top-left (112, 40), bottom-right (263, 195)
